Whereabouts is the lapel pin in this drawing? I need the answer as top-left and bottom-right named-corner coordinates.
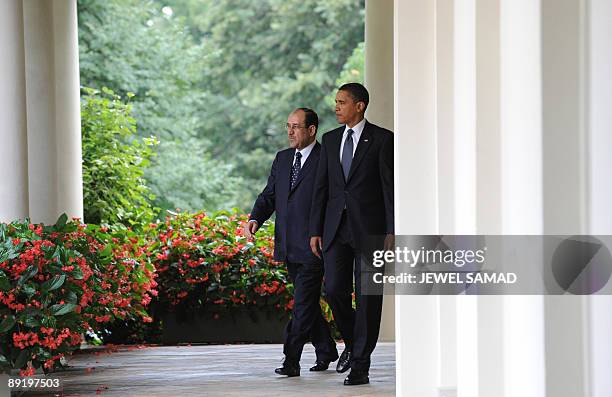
top-left (363, 139), bottom-right (369, 142)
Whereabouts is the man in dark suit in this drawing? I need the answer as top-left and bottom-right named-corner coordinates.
top-left (310, 83), bottom-right (394, 386)
top-left (245, 108), bottom-right (339, 377)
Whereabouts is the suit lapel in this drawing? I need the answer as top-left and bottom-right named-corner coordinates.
top-left (329, 128), bottom-right (346, 184)
top-left (278, 150), bottom-right (292, 198)
top-left (347, 121), bottom-right (373, 182)
top-left (289, 143), bottom-right (320, 193)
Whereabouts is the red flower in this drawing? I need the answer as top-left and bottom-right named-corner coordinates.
top-left (19, 367), bottom-right (35, 377)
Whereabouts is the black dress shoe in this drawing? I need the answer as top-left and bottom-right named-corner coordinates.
top-left (275, 361), bottom-right (300, 377)
top-left (344, 369), bottom-right (369, 385)
top-left (309, 360), bottom-right (330, 371)
top-left (336, 349), bottom-right (351, 373)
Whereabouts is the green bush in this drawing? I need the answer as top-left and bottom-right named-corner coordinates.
top-left (81, 87), bottom-right (159, 227)
top-left (146, 210), bottom-right (293, 315)
top-left (0, 215), bottom-right (155, 375)
top-left (101, 209), bottom-right (341, 344)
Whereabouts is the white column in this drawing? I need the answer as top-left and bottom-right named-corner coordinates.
top-left (586, 1), bottom-right (612, 396)
top-left (452, 0), bottom-right (476, 234)
top-left (0, 0), bottom-right (29, 222)
top-left (540, 1), bottom-right (590, 397)
top-left (53, 0), bottom-right (83, 221)
top-left (394, 0), bottom-right (440, 396)
top-left (451, 1), bottom-right (478, 396)
top-left (436, 0), bottom-right (455, 235)
top-left (23, 0), bottom-right (83, 223)
top-left (500, 1), bottom-right (546, 397)
top-left (475, 0), bottom-right (501, 235)
top-left (23, 0), bottom-right (57, 222)
top-left (365, 0), bottom-right (394, 131)
top-left (587, 1), bottom-right (612, 234)
top-left (366, 0), bottom-right (395, 342)
top-left (432, 2), bottom-right (461, 390)
top-left (474, 1), bottom-right (505, 396)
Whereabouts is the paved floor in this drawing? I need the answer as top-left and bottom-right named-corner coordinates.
top-left (41, 343), bottom-right (395, 396)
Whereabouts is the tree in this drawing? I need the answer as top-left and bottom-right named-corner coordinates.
top-left (146, 139), bottom-right (246, 211)
top-left (159, 0), bottom-right (365, 208)
top-left (78, 0), bottom-right (365, 212)
top-left (81, 87), bottom-right (159, 226)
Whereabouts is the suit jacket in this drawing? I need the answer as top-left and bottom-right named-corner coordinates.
top-left (309, 121), bottom-right (394, 251)
top-left (250, 142), bottom-right (323, 265)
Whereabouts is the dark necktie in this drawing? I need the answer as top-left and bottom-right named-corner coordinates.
top-left (290, 151), bottom-right (302, 189)
top-left (341, 129), bottom-right (354, 180)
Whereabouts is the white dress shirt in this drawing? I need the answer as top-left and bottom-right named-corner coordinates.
top-left (294, 139), bottom-right (316, 166)
top-left (339, 118), bottom-right (366, 160)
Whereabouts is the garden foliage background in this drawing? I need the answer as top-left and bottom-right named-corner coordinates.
top-left (77, 0), bottom-right (365, 213)
top-left (1, 0), bottom-right (363, 374)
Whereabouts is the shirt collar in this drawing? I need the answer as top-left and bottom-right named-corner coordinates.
top-left (295, 139), bottom-right (316, 158)
top-left (344, 118), bottom-right (366, 138)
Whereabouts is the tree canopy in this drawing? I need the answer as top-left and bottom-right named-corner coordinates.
top-left (78, 0), bottom-right (365, 214)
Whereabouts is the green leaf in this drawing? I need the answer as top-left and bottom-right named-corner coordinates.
top-left (22, 284), bottom-right (36, 298)
top-left (14, 349), bottom-right (31, 369)
top-left (56, 213), bottom-right (68, 227)
top-left (0, 273), bottom-right (10, 292)
top-left (0, 315), bottom-right (16, 333)
top-left (50, 303), bottom-right (77, 316)
top-left (42, 274), bottom-right (66, 292)
top-left (21, 307), bottom-right (42, 316)
top-left (24, 317), bottom-right (40, 328)
top-left (41, 316), bottom-right (57, 328)
top-left (17, 265), bottom-right (38, 286)
top-left (0, 354), bottom-right (9, 368)
top-left (70, 266), bottom-right (84, 280)
top-left (99, 245), bottom-right (113, 257)
top-left (66, 291), bottom-right (78, 304)
top-left (51, 245), bottom-right (62, 260)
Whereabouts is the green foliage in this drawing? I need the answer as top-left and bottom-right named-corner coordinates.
top-left (146, 139), bottom-right (246, 211)
top-left (145, 210), bottom-right (292, 313)
top-left (165, 0), bottom-right (365, 207)
top-left (325, 41), bottom-right (365, 108)
top-left (81, 87), bottom-right (159, 226)
top-left (0, 216), bottom-right (155, 374)
top-left (78, 0), bottom-right (209, 142)
top-left (101, 209), bottom-right (309, 344)
top-left (78, 0), bottom-right (365, 211)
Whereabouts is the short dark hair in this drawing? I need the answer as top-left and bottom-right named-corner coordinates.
top-left (295, 107), bottom-right (319, 131)
top-left (338, 82), bottom-right (369, 110)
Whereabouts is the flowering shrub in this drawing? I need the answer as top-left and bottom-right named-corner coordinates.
top-left (147, 210), bottom-right (293, 316)
top-left (0, 215), bottom-right (155, 374)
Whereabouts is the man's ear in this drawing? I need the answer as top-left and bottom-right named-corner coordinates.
top-left (357, 101), bottom-right (366, 113)
top-left (308, 125), bottom-right (317, 137)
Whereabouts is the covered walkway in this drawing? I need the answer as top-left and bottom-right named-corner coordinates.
top-left (51, 343), bottom-right (395, 396)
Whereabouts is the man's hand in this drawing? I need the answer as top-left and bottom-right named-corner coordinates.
top-left (244, 220), bottom-right (259, 240)
top-left (384, 234), bottom-right (395, 252)
top-left (310, 236), bottom-right (323, 259)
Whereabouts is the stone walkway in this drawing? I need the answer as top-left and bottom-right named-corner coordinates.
top-left (37, 343), bottom-right (395, 396)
